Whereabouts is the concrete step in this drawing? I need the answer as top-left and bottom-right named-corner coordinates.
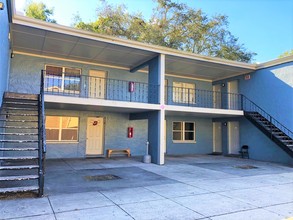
top-left (0, 175), bottom-right (39, 181)
top-left (0, 119), bottom-right (38, 122)
top-left (0, 186), bottom-right (39, 194)
top-left (0, 147), bottom-right (38, 151)
top-left (0, 133), bottom-right (38, 136)
top-left (0, 126), bottom-right (38, 129)
top-left (0, 156), bottom-right (38, 160)
top-left (0, 165), bottom-right (39, 170)
top-left (0, 140), bottom-right (38, 143)
top-left (4, 92), bottom-right (38, 100)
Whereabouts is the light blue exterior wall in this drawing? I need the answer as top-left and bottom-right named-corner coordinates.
top-left (239, 118), bottom-right (293, 165)
top-left (0, 2), bottom-right (10, 105)
top-left (213, 62), bottom-right (293, 164)
top-left (9, 54), bottom-right (148, 95)
top-left (166, 116), bottom-right (213, 155)
top-left (214, 62), bottom-right (293, 130)
top-left (45, 109), bottom-right (147, 159)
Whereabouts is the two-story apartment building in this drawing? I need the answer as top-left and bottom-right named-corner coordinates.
top-left (0, 0), bottom-right (292, 196)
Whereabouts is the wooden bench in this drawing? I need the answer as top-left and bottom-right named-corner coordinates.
top-left (107, 148), bottom-right (131, 158)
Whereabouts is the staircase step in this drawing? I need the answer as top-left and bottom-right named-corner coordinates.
top-left (0, 133), bottom-right (38, 136)
top-left (0, 156), bottom-right (38, 160)
top-left (0, 113), bottom-right (38, 116)
top-left (1, 107), bottom-right (38, 111)
top-left (0, 126), bottom-right (38, 129)
top-left (0, 175), bottom-right (39, 181)
top-left (0, 186), bottom-right (39, 194)
top-left (0, 119), bottom-right (38, 122)
top-left (3, 101), bottom-right (38, 106)
top-left (0, 147), bottom-right (38, 151)
top-left (281, 140), bottom-right (293, 143)
top-left (4, 92), bottom-right (38, 100)
top-left (0, 140), bottom-right (38, 143)
top-left (0, 165), bottom-right (39, 170)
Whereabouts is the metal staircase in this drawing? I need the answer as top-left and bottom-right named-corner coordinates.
top-left (243, 96), bottom-right (293, 157)
top-left (0, 76), bottom-right (46, 197)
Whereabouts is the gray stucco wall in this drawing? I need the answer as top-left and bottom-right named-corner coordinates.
top-left (45, 109), bottom-right (147, 159)
top-left (9, 54), bottom-right (148, 94)
top-left (0, 2), bottom-right (10, 105)
top-left (166, 116), bottom-right (213, 155)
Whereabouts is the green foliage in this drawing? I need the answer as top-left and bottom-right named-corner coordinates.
top-left (72, 0), bottom-right (256, 62)
top-left (25, 1), bottom-right (56, 23)
top-left (278, 49), bottom-right (293, 58)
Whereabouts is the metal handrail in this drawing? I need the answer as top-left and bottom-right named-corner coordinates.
top-left (43, 70), bottom-right (159, 104)
top-left (38, 70), bottom-right (46, 197)
top-left (242, 95), bottom-right (293, 139)
top-left (165, 86), bottom-right (242, 110)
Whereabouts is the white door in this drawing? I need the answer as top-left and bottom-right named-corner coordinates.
top-left (86, 117), bottom-right (104, 155)
top-left (213, 84), bottom-right (221, 109)
top-left (227, 80), bottom-right (238, 109)
top-left (228, 121), bottom-right (240, 154)
top-left (213, 122), bottom-right (222, 153)
top-left (89, 70), bottom-right (106, 99)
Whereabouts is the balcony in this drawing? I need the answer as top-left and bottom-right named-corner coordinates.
top-left (165, 86), bottom-right (242, 110)
top-left (44, 71), bottom-right (159, 104)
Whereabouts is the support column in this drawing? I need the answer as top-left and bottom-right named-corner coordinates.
top-left (148, 54), bottom-right (165, 165)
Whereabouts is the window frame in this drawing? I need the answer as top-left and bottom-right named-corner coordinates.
top-left (172, 81), bottom-right (196, 104)
top-left (172, 121), bottom-right (196, 143)
top-left (45, 64), bottom-right (82, 94)
top-left (45, 116), bottom-right (79, 143)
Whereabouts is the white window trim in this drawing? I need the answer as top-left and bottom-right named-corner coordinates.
top-left (172, 121), bottom-right (196, 143)
top-left (46, 116), bottom-right (79, 143)
top-left (45, 64), bottom-right (82, 93)
top-left (172, 82), bottom-right (196, 104)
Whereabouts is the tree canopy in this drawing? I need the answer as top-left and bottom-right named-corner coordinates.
top-left (24, 1), bottom-right (56, 23)
top-left (278, 49), bottom-right (293, 58)
top-left (73, 0), bottom-right (256, 63)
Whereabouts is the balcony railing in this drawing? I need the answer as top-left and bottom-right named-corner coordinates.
top-left (43, 71), bottom-right (159, 104)
top-left (165, 86), bottom-right (242, 110)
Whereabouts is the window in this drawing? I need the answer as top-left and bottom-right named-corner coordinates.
top-left (45, 65), bottom-right (81, 94)
top-left (173, 82), bottom-right (195, 104)
top-left (46, 116), bottom-right (79, 142)
top-left (172, 121), bottom-right (195, 142)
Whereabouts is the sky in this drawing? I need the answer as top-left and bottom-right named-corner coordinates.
top-left (15, 0), bottom-right (293, 63)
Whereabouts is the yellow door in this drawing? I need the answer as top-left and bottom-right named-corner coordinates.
top-left (86, 117), bottom-right (104, 155)
top-left (89, 70), bottom-right (106, 99)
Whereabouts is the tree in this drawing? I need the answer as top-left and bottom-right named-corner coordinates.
top-left (278, 49), bottom-right (293, 58)
top-left (73, 0), bottom-right (256, 62)
top-left (25, 1), bottom-right (57, 23)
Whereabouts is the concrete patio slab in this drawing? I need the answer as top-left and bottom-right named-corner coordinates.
top-left (101, 187), bottom-right (164, 205)
top-left (172, 193), bottom-right (256, 217)
top-left (145, 182), bottom-right (209, 198)
top-left (0, 197), bottom-right (53, 219)
top-left (120, 199), bottom-right (205, 220)
top-left (1, 155), bottom-right (292, 220)
top-left (210, 208), bottom-right (284, 220)
top-left (55, 205), bottom-right (133, 220)
top-left (263, 203), bottom-right (293, 218)
top-left (9, 214), bottom-right (56, 220)
top-left (49, 191), bottom-right (114, 213)
top-left (219, 187), bottom-right (292, 207)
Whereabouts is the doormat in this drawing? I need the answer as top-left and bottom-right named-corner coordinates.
top-left (84, 174), bottom-right (121, 181)
top-left (235, 165), bottom-right (258, 169)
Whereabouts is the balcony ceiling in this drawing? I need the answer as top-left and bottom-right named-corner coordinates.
top-left (11, 19), bottom-right (255, 81)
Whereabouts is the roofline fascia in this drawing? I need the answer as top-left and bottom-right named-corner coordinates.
top-left (11, 14), bottom-right (257, 70)
top-left (256, 55), bottom-right (293, 70)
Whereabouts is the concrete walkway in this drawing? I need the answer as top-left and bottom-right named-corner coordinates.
top-left (0, 155), bottom-right (292, 220)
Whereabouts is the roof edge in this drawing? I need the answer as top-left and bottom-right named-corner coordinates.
top-left (256, 55), bottom-right (293, 70)
top-left (11, 14), bottom-right (257, 70)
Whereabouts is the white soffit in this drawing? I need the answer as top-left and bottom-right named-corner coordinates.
top-left (11, 16), bottom-right (256, 81)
